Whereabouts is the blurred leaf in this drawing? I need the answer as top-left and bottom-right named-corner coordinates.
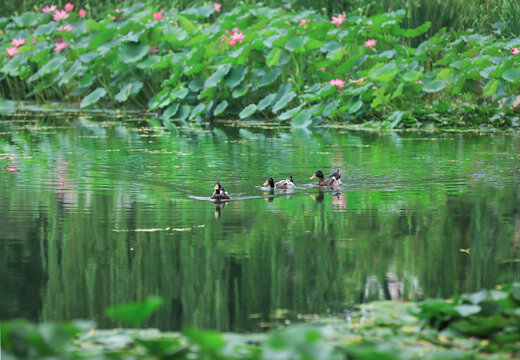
top-left (213, 101), bottom-right (228, 116)
top-left (119, 42), bottom-right (150, 64)
top-left (502, 68), bottom-right (520, 83)
top-left (266, 48), bottom-right (282, 67)
top-left (0, 98), bottom-right (16, 115)
top-left (422, 80), bottom-right (447, 93)
top-left (105, 296), bottom-right (163, 327)
top-left (239, 104), bottom-right (257, 119)
top-left (80, 88), bottom-right (107, 108)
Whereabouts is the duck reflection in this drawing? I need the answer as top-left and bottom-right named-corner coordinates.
top-left (213, 201), bottom-right (227, 219)
top-left (310, 189), bottom-right (325, 203)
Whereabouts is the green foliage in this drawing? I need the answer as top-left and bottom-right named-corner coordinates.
top-left (411, 283), bottom-right (520, 346)
top-left (105, 296), bottom-right (164, 327)
top-left (0, 3), bottom-right (519, 128)
top-left (3, 286), bottom-right (520, 359)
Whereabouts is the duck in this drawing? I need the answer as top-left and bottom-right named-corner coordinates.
top-left (310, 169), bottom-right (341, 186)
top-left (263, 176), bottom-right (295, 189)
top-left (211, 181), bottom-right (230, 200)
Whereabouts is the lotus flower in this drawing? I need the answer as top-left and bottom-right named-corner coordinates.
top-left (79, 8), bottom-right (86, 17)
top-left (57, 24), bottom-right (74, 31)
top-left (230, 31), bottom-right (246, 44)
top-left (11, 38), bottom-right (25, 47)
top-left (364, 39), bottom-right (377, 50)
top-left (153, 11), bottom-right (162, 20)
top-left (149, 46), bottom-right (159, 54)
top-left (329, 79), bottom-right (345, 88)
top-left (42, 5), bottom-right (57, 13)
top-left (54, 41), bottom-right (68, 52)
top-left (299, 19), bottom-right (310, 27)
top-left (64, 2), bottom-right (74, 11)
top-left (512, 47), bottom-right (520, 55)
top-left (6, 47), bottom-right (19, 58)
top-left (213, 2), bottom-right (222, 12)
top-left (53, 9), bottom-right (69, 21)
top-left (331, 13), bottom-right (346, 26)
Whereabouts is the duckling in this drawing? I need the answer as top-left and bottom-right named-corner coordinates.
top-left (310, 169), bottom-right (341, 186)
top-left (211, 181), bottom-right (230, 200)
top-left (263, 176), bottom-right (295, 189)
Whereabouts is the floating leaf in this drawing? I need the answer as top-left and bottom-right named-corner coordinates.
top-left (80, 88), bottom-right (107, 108)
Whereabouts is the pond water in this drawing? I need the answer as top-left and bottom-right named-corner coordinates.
top-left (1, 115), bottom-right (519, 332)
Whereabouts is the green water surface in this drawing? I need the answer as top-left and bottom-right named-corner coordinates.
top-left (1, 116), bottom-right (519, 331)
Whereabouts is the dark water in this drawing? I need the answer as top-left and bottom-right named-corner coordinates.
top-left (1, 116), bottom-right (520, 331)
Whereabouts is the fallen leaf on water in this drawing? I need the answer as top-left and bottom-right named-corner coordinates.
top-left (438, 335), bottom-right (449, 343)
top-left (459, 248), bottom-right (471, 254)
top-left (340, 335), bottom-right (362, 344)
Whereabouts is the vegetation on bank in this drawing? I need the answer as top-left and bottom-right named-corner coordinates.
top-left (2, 284), bottom-right (520, 359)
top-left (1, 2), bottom-right (520, 128)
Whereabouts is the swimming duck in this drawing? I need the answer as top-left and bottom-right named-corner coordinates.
top-left (211, 181), bottom-right (230, 200)
top-left (263, 176), bottom-right (295, 189)
top-left (310, 169), bottom-right (341, 186)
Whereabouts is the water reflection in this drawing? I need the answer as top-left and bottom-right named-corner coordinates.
top-left (0, 116), bottom-right (519, 332)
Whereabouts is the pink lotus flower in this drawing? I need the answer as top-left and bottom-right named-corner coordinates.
top-left (110, 8), bottom-right (124, 20)
top-left (174, 22), bottom-right (178, 27)
top-left (331, 13), bottom-right (346, 26)
top-left (79, 8), bottom-right (86, 17)
top-left (515, 61), bottom-right (518, 66)
top-left (6, 47), bottom-right (19, 58)
top-left (54, 41), bottom-right (68, 52)
top-left (316, 66), bottom-right (327, 71)
top-left (149, 46), bottom-right (159, 54)
top-left (405, 1), bottom-right (409, 7)
top-left (364, 39), bottom-right (377, 50)
top-left (299, 18), bottom-right (310, 27)
top-left (42, 4), bottom-right (57, 14)
top-left (512, 47), bottom-right (520, 55)
top-left (230, 31), bottom-right (246, 44)
top-left (213, 2), bottom-right (222, 12)
top-left (57, 24), bottom-right (74, 31)
top-left (329, 79), bottom-right (345, 88)
top-left (53, 9), bottom-right (69, 21)
top-left (11, 38), bottom-right (25, 47)
top-left (64, 2), bottom-right (74, 11)
top-left (153, 11), bottom-right (162, 20)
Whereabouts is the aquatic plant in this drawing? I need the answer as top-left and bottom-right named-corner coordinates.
top-left (0, 3), bottom-right (519, 128)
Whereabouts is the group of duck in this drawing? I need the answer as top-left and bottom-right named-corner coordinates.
top-left (211, 169), bottom-right (342, 200)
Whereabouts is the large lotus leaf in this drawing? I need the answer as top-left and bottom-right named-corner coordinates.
top-left (258, 94), bottom-right (276, 111)
top-left (0, 99), bottom-right (16, 115)
top-left (204, 65), bottom-right (231, 88)
top-left (291, 109), bottom-right (312, 128)
top-left (105, 296), bottom-right (163, 327)
top-left (80, 88), bottom-right (107, 108)
top-left (258, 68), bottom-right (282, 88)
top-left (502, 67), bottom-right (520, 83)
top-left (422, 79), bottom-right (447, 93)
top-left (115, 81), bottom-right (143, 102)
top-left (213, 101), bottom-right (228, 116)
top-left (12, 12), bottom-right (39, 27)
top-left (239, 104), bottom-right (257, 119)
top-left (223, 66), bottom-right (248, 89)
top-left (285, 36), bottom-right (308, 52)
top-left (371, 63), bottom-right (399, 83)
top-left (272, 91), bottom-right (296, 113)
top-left (483, 79), bottom-right (499, 97)
top-left (58, 61), bottom-right (83, 86)
top-left (27, 56), bottom-right (67, 83)
top-left (266, 48), bottom-right (282, 67)
top-left (118, 42), bottom-right (150, 64)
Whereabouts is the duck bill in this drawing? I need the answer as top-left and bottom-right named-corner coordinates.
top-left (214, 184), bottom-right (220, 191)
top-left (310, 174), bottom-right (317, 180)
top-left (263, 180), bottom-right (270, 186)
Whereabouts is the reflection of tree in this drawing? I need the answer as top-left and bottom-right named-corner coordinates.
top-left (1, 118), bottom-right (520, 332)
